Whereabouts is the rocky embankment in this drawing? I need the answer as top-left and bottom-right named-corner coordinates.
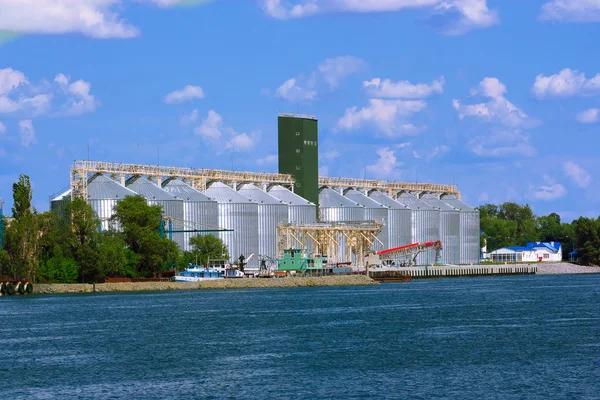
top-left (34, 275), bottom-right (377, 295)
top-left (533, 262), bottom-right (600, 275)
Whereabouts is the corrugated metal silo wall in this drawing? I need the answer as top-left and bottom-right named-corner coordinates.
top-left (387, 208), bottom-right (412, 249)
top-left (182, 201), bottom-right (219, 252)
top-left (412, 209), bottom-right (440, 265)
top-left (89, 199), bottom-right (118, 232)
top-left (50, 199), bottom-right (69, 221)
top-left (439, 210), bottom-right (460, 265)
top-left (363, 207), bottom-right (388, 251)
top-left (217, 202), bottom-right (260, 270)
top-left (461, 210), bottom-right (480, 264)
top-left (288, 205), bottom-right (317, 224)
top-left (257, 203), bottom-right (288, 261)
top-left (320, 207), bottom-right (364, 263)
top-left (149, 200), bottom-right (185, 249)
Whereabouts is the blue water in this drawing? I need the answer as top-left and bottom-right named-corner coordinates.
top-left (1, 275), bottom-right (600, 399)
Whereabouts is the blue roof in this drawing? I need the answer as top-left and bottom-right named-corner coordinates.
top-left (505, 246), bottom-right (531, 251)
top-left (503, 242), bottom-right (561, 253)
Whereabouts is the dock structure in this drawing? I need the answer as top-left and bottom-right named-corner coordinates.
top-left (276, 221), bottom-right (383, 268)
top-left (368, 264), bottom-right (538, 280)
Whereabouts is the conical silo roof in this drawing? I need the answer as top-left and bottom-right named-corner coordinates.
top-left (440, 195), bottom-right (476, 211)
top-left (319, 187), bottom-right (361, 208)
top-left (420, 193), bottom-right (456, 211)
top-left (126, 177), bottom-right (179, 201)
top-left (268, 185), bottom-right (314, 206)
top-left (52, 188), bottom-right (71, 201)
top-left (395, 192), bottom-right (436, 210)
top-left (368, 190), bottom-right (407, 209)
top-left (163, 180), bottom-right (214, 202)
top-left (345, 189), bottom-right (387, 209)
top-left (238, 184), bottom-right (284, 205)
top-left (89, 175), bottom-right (137, 200)
top-left (205, 182), bottom-right (255, 204)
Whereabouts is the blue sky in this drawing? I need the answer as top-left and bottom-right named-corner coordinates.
top-left (1, 0), bottom-right (600, 221)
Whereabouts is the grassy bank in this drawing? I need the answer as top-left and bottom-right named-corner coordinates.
top-left (33, 275), bottom-right (377, 295)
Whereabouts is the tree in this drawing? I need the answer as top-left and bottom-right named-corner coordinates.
top-left (189, 235), bottom-right (229, 266)
top-left (39, 257), bottom-right (79, 283)
top-left (66, 198), bottom-right (100, 246)
top-left (12, 174), bottom-right (32, 219)
top-left (573, 217), bottom-right (600, 266)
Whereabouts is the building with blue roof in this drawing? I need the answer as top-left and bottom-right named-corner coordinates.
top-left (490, 242), bottom-right (562, 263)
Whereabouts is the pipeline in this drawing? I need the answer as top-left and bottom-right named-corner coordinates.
top-left (0, 280), bottom-right (33, 296)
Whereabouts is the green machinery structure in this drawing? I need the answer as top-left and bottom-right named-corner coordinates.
top-left (278, 248), bottom-right (325, 273)
top-left (278, 113), bottom-right (319, 215)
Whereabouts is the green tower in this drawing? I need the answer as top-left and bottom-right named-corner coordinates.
top-left (278, 113), bottom-right (319, 212)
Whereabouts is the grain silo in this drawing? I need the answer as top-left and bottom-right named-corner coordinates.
top-left (319, 187), bottom-right (364, 222)
top-left (420, 193), bottom-right (460, 265)
top-left (395, 192), bottom-right (440, 265)
top-left (268, 185), bottom-right (317, 224)
top-left (205, 182), bottom-right (259, 270)
top-left (368, 191), bottom-right (412, 250)
top-left (441, 195), bottom-right (480, 264)
top-left (50, 188), bottom-right (71, 220)
top-left (163, 180), bottom-right (219, 252)
top-left (88, 175), bottom-right (137, 232)
top-left (238, 184), bottom-right (288, 261)
top-left (344, 189), bottom-right (387, 251)
top-left (126, 177), bottom-right (185, 249)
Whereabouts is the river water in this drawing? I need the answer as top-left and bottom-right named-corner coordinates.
top-left (1, 274), bottom-right (599, 399)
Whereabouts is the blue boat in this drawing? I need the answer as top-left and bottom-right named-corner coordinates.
top-left (173, 264), bottom-right (223, 282)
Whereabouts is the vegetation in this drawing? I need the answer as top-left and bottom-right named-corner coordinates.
top-left (0, 174), bottom-right (228, 283)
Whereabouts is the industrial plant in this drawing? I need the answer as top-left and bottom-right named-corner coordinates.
top-left (50, 113), bottom-right (481, 270)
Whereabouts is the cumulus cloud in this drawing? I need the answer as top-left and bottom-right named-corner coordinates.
top-left (366, 147), bottom-right (403, 179)
top-left (180, 109), bottom-right (199, 125)
top-left (469, 130), bottom-right (536, 158)
top-left (528, 174), bottom-right (567, 201)
top-left (193, 109), bottom-right (257, 152)
top-left (275, 55), bottom-right (366, 103)
top-left (576, 108), bottom-right (600, 123)
top-left (225, 132), bottom-right (257, 153)
top-left (54, 73), bottom-right (98, 115)
top-left (428, 145), bottom-right (451, 160)
top-left (363, 76), bottom-right (445, 99)
top-left (195, 110), bottom-right (224, 140)
top-left (257, 154), bottom-right (278, 165)
top-left (338, 99), bottom-right (427, 135)
top-left (18, 119), bottom-right (36, 147)
top-left (164, 85), bottom-right (206, 104)
top-left (563, 161), bottom-right (591, 188)
top-left (453, 77), bottom-right (537, 128)
top-left (532, 68), bottom-right (600, 98)
top-left (262, 0), bottom-right (498, 34)
top-left (321, 150), bottom-right (340, 161)
top-left (540, 0), bottom-right (600, 22)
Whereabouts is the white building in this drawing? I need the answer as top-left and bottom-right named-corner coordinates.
top-left (490, 242), bottom-right (562, 263)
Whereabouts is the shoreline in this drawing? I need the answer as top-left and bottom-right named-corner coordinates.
top-left (33, 275), bottom-right (378, 295)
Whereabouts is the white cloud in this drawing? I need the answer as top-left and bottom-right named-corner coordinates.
top-left (453, 77), bottom-right (537, 128)
top-left (226, 132), bottom-right (256, 152)
top-left (164, 85), bottom-right (205, 104)
top-left (532, 68), bottom-right (600, 98)
top-left (0, 122), bottom-right (6, 135)
top-left (261, 0), bottom-right (498, 34)
top-left (275, 78), bottom-right (317, 102)
top-left (54, 73), bottom-right (97, 115)
top-left (338, 99), bottom-right (427, 135)
top-left (412, 150), bottom-right (422, 159)
top-left (563, 161), bottom-right (591, 188)
top-left (540, 0), bottom-right (600, 22)
top-left (318, 56), bottom-right (367, 89)
top-left (195, 110), bottom-right (223, 140)
top-left (0, 68), bottom-right (28, 96)
top-left (363, 76), bottom-right (445, 99)
top-left (428, 145), bottom-right (450, 160)
top-left (275, 55), bottom-right (366, 103)
top-left (181, 109), bottom-right (199, 125)
top-left (528, 174), bottom-right (567, 201)
top-left (257, 154), bottom-right (278, 165)
top-left (321, 150), bottom-right (340, 161)
top-left (18, 119), bottom-right (36, 147)
top-left (576, 108), bottom-right (600, 123)
top-left (469, 130), bottom-right (536, 157)
top-left (366, 147), bottom-right (402, 179)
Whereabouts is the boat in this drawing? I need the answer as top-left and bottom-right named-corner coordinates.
top-left (173, 264), bottom-right (223, 282)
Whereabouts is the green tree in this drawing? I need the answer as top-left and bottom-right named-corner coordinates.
top-left (96, 231), bottom-right (129, 278)
top-left (66, 197), bottom-right (100, 246)
top-left (39, 257), bottom-right (79, 283)
top-left (573, 217), bottom-right (600, 266)
top-left (12, 174), bottom-right (32, 219)
top-left (189, 235), bottom-right (229, 266)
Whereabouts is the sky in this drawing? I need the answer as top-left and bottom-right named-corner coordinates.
top-left (1, 0), bottom-right (600, 222)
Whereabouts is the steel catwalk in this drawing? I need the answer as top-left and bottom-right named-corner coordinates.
top-left (395, 193), bottom-right (440, 265)
top-left (205, 182), bottom-right (260, 270)
top-left (420, 193), bottom-right (460, 265)
top-left (441, 195), bottom-right (480, 264)
top-left (238, 184), bottom-right (288, 262)
top-left (344, 189), bottom-right (388, 251)
top-left (126, 177), bottom-right (185, 249)
top-left (163, 180), bottom-right (219, 251)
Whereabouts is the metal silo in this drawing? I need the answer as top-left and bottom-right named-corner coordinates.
top-left (238, 184), bottom-right (288, 261)
top-left (344, 189), bottom-right (387, 251)
top-left (420, 193), bottom-right (460, 265)
top-left (268, 185), bottom-right (317, 224)
top-left (395, 193), bottom-right (440, 265)
top-left (126, 177), bottom-right (185, 249)
top-left (441, 195), bottom-right (480, 265)
top-left (368, 191), bottom-right (412, 250)
top-left (319, 187), bottom-right (364, 222)
top-left (205, 182), bottom-right (259, 270)
top-left (50, 188), bottom-right (71, 220)
top-left (163, 180), bottom-right (219, 252)
top-left (88, 175), bottom-right (137, 232)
